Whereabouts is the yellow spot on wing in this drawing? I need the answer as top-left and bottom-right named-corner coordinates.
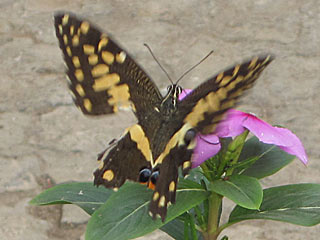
top-left (98, 37), bottom-right (109, 52)
top-left (75, 69), bottom-right (84, 81)
top-left (251, 63), bottom-right (261, 72)
top-left (169, 181), bottom-right (175, 192)
top-left (153, 192), bottom-right (160, 201)
top-left (72, 56), bottom-right (80, 68)
top-left (72, 35), bottom-right (79, 46)
top-left (83, 44), bottom-right (95, 55)
top-left (183, 161), bottom-right (191, 170)
top-left (248, 57), bottom-right (258, 69)
top-left (225, 76), bottom-right (244, 91)
top-left (98, 160), bottom-right (104, 170)
top-left (113, 106), bottom-right (119, 112)
top-left (216, 87), bottom-right (227, 100)
top-left (70, 25), bottom-right (74, 35)
top-left (107, 84), bottom-right (130, 105)
top-left (63, 34), bottom-right (68, 45)
top-left (66, 46), bottom-right (72, 56)
top-left (128, 124), bottom-right (152, 162)
top-left (102, 51), bottom-right (114, 65)
top-left (76, 84), bottom-right (85, 96)
top-left (103, 170), bottom-right (114, 181)
top-left (219, 76), bottom-right (233, 87)
top-left (216, 72), bottom-right (224, 82)
top-left (262, 55), bottom-right (271, 65)
top-left (58, 24), bottom-right (63, 35)
top-left (116, 51), bottom-right (126, 63)
top-left (92, 73), bottom-right (120, 91)
top-left (91, 64), bottom-right (109, 77)
top-left (158, 196), bottom-right (166, 207)
top-left (131, 103), bottom-right (137, 113)
top-left (83, 98), bottom-right (92, 112)
top-left (233, 64), bottom-right (240, 76)
top-left (88, 54), bottom-right (98, 65)
top-left (62, 14), bottom-right (69, 26)
top-left (80, 21), bottom-right (90, 34)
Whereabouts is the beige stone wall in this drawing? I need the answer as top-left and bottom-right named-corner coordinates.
top-left (0, 0), bottom-right (319, 239)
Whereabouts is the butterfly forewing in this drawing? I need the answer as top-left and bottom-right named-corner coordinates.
top-left (54, 12), bottom-right (162, 117)
top-left (178, 55), bottom-right (274, 134)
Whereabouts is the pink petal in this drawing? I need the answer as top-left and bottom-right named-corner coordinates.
top-left (279, 145), bottom-right (308, 165)
top-left (243, 116), bottom-right (294, 146)
top-left (215, 109), bottom-right (247, 137)
top-left (179, 89), bottom-right (192, 101)
top-left (178, 90), bottom-right (308, 165)
top-left (191, 134), bottom-right (220, 168)
top-left (241, 112), bottom-right (308, 165)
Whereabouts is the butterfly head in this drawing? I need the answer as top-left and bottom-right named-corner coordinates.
top-left (160, 84), bottom-right (182, 114)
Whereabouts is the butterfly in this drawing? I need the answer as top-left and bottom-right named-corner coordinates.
top-left (54, 12), bottom-right (273, 222)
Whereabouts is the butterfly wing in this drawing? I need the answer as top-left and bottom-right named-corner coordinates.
top-left (54, 12), bottom-right (163, 119)
top-left (54, 12), bottom-right (161, 189)
top-left (178, 55), bottom-right (274, 134)
top-left (93, 126), bottom-right (152, 190)
top-left (149, 55), bottom-right (274, 221)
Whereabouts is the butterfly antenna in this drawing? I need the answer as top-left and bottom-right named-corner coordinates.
top-left (144, 43), bottom-right (174, 85)
top-left (176, 50), bottom-right (214, 85)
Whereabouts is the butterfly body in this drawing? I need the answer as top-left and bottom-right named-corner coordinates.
top-left (54, 12), bottom-right (273, 221)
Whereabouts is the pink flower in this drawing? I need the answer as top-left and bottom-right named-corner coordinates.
top-left (179, 89), bottom-right (308, 168)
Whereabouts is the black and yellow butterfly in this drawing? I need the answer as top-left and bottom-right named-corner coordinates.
top-left (54, 12), bottom-right (273, 222)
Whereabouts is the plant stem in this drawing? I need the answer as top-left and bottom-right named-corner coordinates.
top-left (203, 192), bottom-right (222, 240)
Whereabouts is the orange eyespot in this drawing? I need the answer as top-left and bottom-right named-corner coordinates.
top-left (148, 181), bottom-right (156, 190)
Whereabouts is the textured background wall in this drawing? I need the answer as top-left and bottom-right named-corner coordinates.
top-left (0, 0), bottom-right (319, 239)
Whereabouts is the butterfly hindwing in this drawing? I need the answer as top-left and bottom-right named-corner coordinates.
top-left (54, 12), bottom-right (162, 117)
top-left (149, 144), bottom-right (194, 221)
top-left (94, 126), bottom-right (152, 190)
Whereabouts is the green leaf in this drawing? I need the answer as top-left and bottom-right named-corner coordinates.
top-left (160, 219), bottom-right (185, 240)
top-left (209, 175), bottom-right (262, 210)
top-left (229, 184), bottom-right (320, 226)
top-left (86, 180), bottom-right (208, 240)
top-left (29, 182), bottom-right (112, 215)
top-left (237, 136), bottom-right (295, 178)
top-left (185, 167), bottom-right (206, 183)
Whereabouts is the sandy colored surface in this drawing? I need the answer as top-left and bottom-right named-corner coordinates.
top-left (0, 0), bottom-right (319, 239)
